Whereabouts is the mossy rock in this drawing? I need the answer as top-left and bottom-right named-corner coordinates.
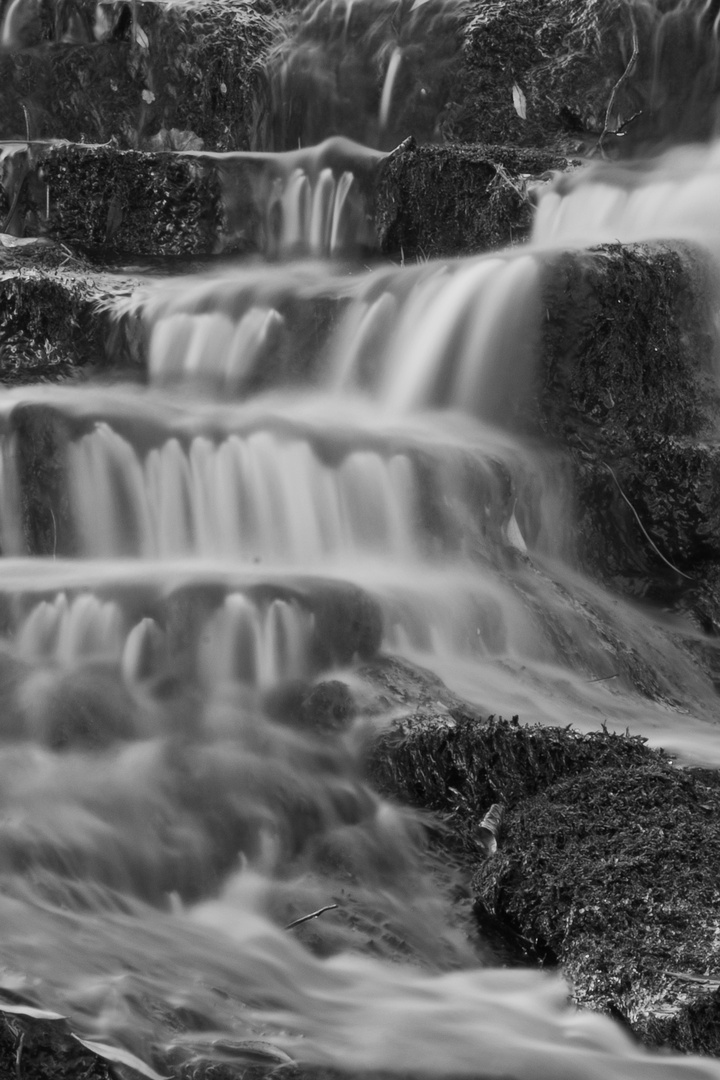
top-left (0, 0), bottom-right (278, 151)
top-left (475, 759), bottom-right (720, 1053)
top-left (539, 242), bottom-right (719, 451)
top-left (570, 439), bottom-right (720, 589)
top-left (373, 139), bottom-right (573, 259)
top-left (40, 143), bottom-right (224, 256)
top-left (538, 242), bottom-right (720, 593)
top-left (369, 711), bottom-right (655, 845)
top-left (370, 708), bottom-right (720, 1053)
top-left (0, 264), bottom-right (137, 380)
top-left (443, 0), bottom-right (720, 155)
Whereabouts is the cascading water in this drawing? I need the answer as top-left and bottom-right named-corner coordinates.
top-left (5, 2), bottom-right (720, 1079)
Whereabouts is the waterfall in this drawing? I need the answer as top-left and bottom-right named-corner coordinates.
top-left (5, 3), bottom-right (720, 1079)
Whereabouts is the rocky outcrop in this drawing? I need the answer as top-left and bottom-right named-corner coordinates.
top-left (0, 257), bottom-right (138, 378)
top-left (0, 0), bottom-right (277, 151)
top-left (370, 707), bottom-right (720, 1054)
top-left (538, 242), bottom-right (720, 597)
top-left (373, 140), bottom-right (572, 258)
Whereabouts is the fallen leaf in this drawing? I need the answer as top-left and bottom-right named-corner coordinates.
top-left (0, 999), bottom-right (65, 1021)
top-left (512, 83), bottom-right (527, 120)
top-left (72, 1036), bottom-right (170, 1080)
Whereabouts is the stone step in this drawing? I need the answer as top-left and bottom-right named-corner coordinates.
top-left (2, 240), bottom-right (719, 591)
top-left (0, 139), bottom-right (568, 259)
top-left (0, 559), bottom-right (384, 695)
top-left (0, 0), bottom-right (278, 151)
top-left (2, 0), bottom-right (711, 164)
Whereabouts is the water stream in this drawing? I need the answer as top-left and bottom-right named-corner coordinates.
top-left (4, 0), bottom-right (720, 1077)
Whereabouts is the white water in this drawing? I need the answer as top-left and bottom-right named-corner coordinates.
top-left (4, 7), bottom-right (720, 1080)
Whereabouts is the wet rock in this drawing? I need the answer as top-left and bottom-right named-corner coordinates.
top-left (358, 654), bottom-right (468, 714)
top-left (311, 584), bottom-right (384, 668)
top-left (0, 0), bottom-right (278, 150)
top-left (369, 711), bottom-right (653, 835)
top-left (538, 241), bottom-right (720, 593)
top-left (2, 142), bottom-right (226, 257)
top-left (373, 140), bottom-right (573, 259)
top-left (2, 140), bottom-right (379, 260)
top-left (442, 0), bottom-right (720, 156)
top-left (476, 759), bottom-right (720, 1054)
top-left (540, 243), bottom-right (719, 449)
top-left (19, 661), bottom-right (138, 749)
top-left (369, 709), bottom-right (720, 1053)
top-left (299, 679), bottom-right (357, 733)
top-left (441, 0), bottom-right (626, 153)
top-left (0, 264), bottom-right (140, 379)
top-left (0, 1013), bottom-right (110, 1080)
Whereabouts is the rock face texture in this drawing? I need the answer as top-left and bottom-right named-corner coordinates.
top-left (371, 708), bottom-right (720, 1055)
top-left (0, 0), bottom-right (277, 150)
top-left (373, 140), bottom-right (571, 258)
top-left (538, 242), bottom-right (720, 595)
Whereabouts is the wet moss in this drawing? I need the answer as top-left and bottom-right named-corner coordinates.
top-left (443, 0), bottom-right (625, 153)
top-left (41, 144), bottom-right (225, 257)
top-left (0, 0), bottom-right (278, 150)
top-left (369, 708), bottom-right (720, 1053)
top-left (369, 711), bottom-right (654, 847)
top-left (539, 242), bottom-right (720, 591)
top-left (475, 760), bottom-right (720, 1052)
top-left (0, 266), bottom-right (137, 380)
top-left (540, 243), bottom-right (718, 449)
top-left (373, 140), bottom-right (572, 259)
top-left (0, 1015), bottom-right (110, 1080)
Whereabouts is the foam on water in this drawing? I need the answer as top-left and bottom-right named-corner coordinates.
top-left (534, 139), bottom-right (720, 253)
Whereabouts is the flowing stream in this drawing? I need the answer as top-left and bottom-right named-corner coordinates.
top-left (4, 1), bottom-right (720, 1078)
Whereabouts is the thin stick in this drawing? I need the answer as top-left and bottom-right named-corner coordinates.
top-left (14, 1029), bottom-right (24, 1080)
top-left (285, 904), bottom-right (338, 930)
top-left (602, 461), bottom-right (693, 581)
top-left (597, 18), bottom-right (639, 157)
top-left (588, 673), bottom-right (619, 683)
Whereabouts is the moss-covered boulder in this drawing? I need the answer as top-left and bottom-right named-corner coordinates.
top-left (0, 263), bottom-right (138, 380)
top-left (370, 708), bottom-right (720, 1054)
top-left (444, 0), bottom-right (720, 154)
top-left (0, 0), bottom-right (278, 151)
top-left (1, 142), bottom-right (226, 256)
top-left (476, 759), bottom-right (720, 1054)
top-left (373, 139), bottom-right (573, 259)
top-left (538, 242), bottom-right (720, 592)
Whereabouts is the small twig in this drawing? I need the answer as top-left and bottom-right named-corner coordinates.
top-left (597, 18), bottom-right (639, 157)
top-left (602, 461), bottom-right (693, 581)
top-left (48, 506), bottom-right (57, 558)
top-left (491, 162), bottom-right (527, 201)
top-left (587, 673), bottom-right (619, 683)
top-left (285, 904), bottom-right (338, 930)
top-left (385, 134), bottom-right (416, 162)
top-left (614, 108), bottom-right (643, 136)
top-left (661, 969), bottom-right (720, 986)
top-left (15, 1030), bottom-right (24, 1080)
top-left (21, 104), bottom-right (30, 144)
